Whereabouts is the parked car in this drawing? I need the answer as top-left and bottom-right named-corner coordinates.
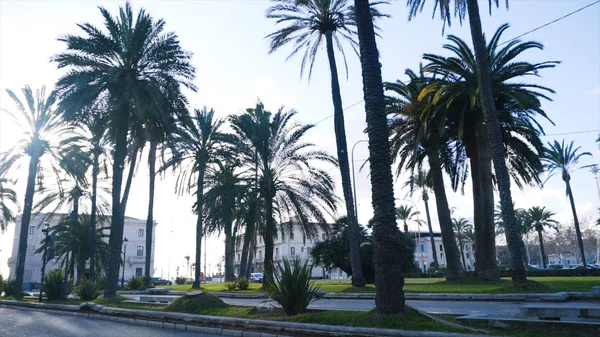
top-left (250, 272), bottom-right (264, 283)
top-left (546, 264), bottom-right (563, 269)
top-left (152, 277), bottom-right (172, 286)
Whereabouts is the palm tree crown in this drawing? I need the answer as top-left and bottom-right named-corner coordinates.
top-left (0, 178), bottom-right (18, 232)
top-left (542, 140), bottom-right (592, 184)
top-left (527, 206), bottom-right (558, 233)
top-left (395, 205), bottom-right (419, 233)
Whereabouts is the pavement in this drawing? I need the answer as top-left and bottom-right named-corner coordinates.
top-left (0, 306), bottom-right (219, 337)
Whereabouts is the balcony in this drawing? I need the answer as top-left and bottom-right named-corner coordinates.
top-left (128, 256), bottom-right (145, 264)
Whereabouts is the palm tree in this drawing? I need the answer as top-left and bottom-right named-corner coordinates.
top-left (526, 206), bottom-right (558, 268)
top-left (0, 86), bottom-right (88, 295)
top-left (542, 140), bottom-right (591, 267)
top-left (52, 2), bottom-right (195, 297)
top-left (0, 178), bottom-right (18, 232)
top-left (421, 24), bottom-right (556, 280)
top-left (229, 102), bottom-right (337, 287)
top-left (266, 0), bottom-right (387, 287)
top-left (395, 205), bottom-right (419, 233)
top-left (452, 217), bottom-right (472, 270)
top-left (162, 108), bottom-right (226, 289)
top-left (495, 205), bottom-right (533, 266)
top-left (407, 0), bottom-right (528, 283)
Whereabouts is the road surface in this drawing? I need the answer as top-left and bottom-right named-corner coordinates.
top-left (0, 307), bottom-right (220, 337)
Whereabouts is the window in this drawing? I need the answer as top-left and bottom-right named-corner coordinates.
top-left (290, 247), bottom-right (295, 256)
top-left (466, 252), bottom-right (470, 259)
top-left (138, 229), bottom-right (144, 237)
top-left (306, 247), bottom-right (312, 256)
top-left (301, 247), bottom-right (304, 253)
top-left (259, 250), bottom-right (263, 259)
top-left (259, 237), bottom-right (262, 243)
top-left (237, 254), bottom-right (240, 261)
top-left (275, 248), bottom-right (279, 257)
top-left (135, 268), bottom-right (143, 277)
top-left (420, 244), bottom-right (425, 253)
top-left (322, 234), bottom-right (326, 240)
top-left (290, 231), bottom-right (294, 240)
top-left (29, 226), bottom-right (35, 235)
top-left (136, 246), bottom-right (144, 257)
top-left (441, 253), bottom-right (445, 260)
top-left (439, 244), bottom-right (443, 252)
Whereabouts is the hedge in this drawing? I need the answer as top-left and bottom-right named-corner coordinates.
top-left (403, 268), bottom-right (600, 278)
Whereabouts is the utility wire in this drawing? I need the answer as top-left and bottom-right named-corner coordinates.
top-left (498, 0), bottom-right (600, 46)
top-left (541, 129), bottom-right (600, 137)
top-left (313, 99), bottom-right (364, 125)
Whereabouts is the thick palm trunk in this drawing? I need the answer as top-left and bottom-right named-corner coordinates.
top-left (466, 0), bottom-right (526, 283)
top-left (89, 145), bottom-right (100, 281)
top-left (120, 150), bottom-right (138, 217)
top-left (354, 0), bottom-right (404, 314)
top-left (537, 229), bottom-right (547, 268)
top-left (565, 179), bottom-right (587, 267)
top-left (14, 150), bottom-right (40, 295)
top-left (475, 122), bottom-right (500, 280)
top-left (192, 161), bottom-right (207, 289)
top-left (144, 141), bottom-right (157, 288)
top-left (423, 194), bottom-right (439, 268)
top-left (105, 105), bottom-right (130, 298)
top-left (262, 175), bottom-right (275, 289)
top-left (466, 145), bottom-right (482, 276)
top-left (225, 219), bottom-right (235, 282)
top-left (239, 204), bottom-right (255, 279)
top-left (325, 32), bottom-right (366, 287)
top-left (426, 144), bottom-right (465, 281)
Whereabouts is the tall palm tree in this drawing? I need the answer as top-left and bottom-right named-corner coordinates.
top-left (229, 102), bottom-right (337, 287)
top-left (266, 0), bottom-right (387, 287)
top-left (162, 108), bottom-right (226, 289)
top-left (52, 2), bottom-right (195, 297)
top-left (542, 140), bottom-right (591, 267)
top-left (452, 217), bottom-right (472, 270)
top-left (0, 178), bottom-right (18, 232)
top-left (407, 0), bottom-right (528, 283)
top-left (526, 206), bottom-right (558, 268)
top-left (395, 205), bottom-right (419, 233)
top-left (0, 86), bottom-right (87, 295)
top-left (421, 24), bottom-right (556, 280)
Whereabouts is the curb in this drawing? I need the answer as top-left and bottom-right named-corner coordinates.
top-left (0, 300), bottom-right (494, 337)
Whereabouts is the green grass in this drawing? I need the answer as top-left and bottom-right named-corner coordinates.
top-left (159, 276), bottom-right (600, 294)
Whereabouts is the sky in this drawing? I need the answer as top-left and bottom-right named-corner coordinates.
top-left (0, 0), bottom-right (599, 278)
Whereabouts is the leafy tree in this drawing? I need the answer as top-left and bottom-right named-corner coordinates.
top-left (229, 102), bottom-right (337, 287)
top-left (0, 178), bottom-right (18, 232)
top-left (526, 206), bottom-right (558, 268)
top-left (266, 0), bottom-right (387, 287)
top-left (53, 2), bottom-right (195, 297)
top-left (542, 140), bottom-right (591, 267)
top-left (0, 86), bottom-right (87, 295)
top-left (452, 217), bottom-right (472, 270)
top-left (162, 108), bottom-right (226, 289)
top-left (407, 0), bottom-right (528, 283)
top-left (395, 205), bottom-right (419, 233)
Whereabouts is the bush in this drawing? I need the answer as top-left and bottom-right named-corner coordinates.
top-left (224, 282), bottom-right (236, 291)
top-left (44, 269), bottom-right (65, 300)
top-left (165, 292), bottom-right (226, 314)
top-left (267, 258), bottom-right (322, 316)
top-left (127, 276), bottom-right (144, 290)
top-left (236, 277), bottom-right (249, 290)
top-left (2, 278), bottom-right (17, 297)
top-left (75, 279), bottom-right (100, 301)
top-left (427, 266), bottom-right (447, 278)
top-left (95, 276), bottom-right (106, 290)
top-left (175, 276), bottom-right (188, 285)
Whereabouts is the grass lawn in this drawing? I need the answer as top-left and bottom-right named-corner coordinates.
top-left (157, 276), bottom-right (599, 294)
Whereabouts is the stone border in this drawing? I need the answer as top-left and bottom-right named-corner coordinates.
top-left (0, 300), bottom-right (493, 337)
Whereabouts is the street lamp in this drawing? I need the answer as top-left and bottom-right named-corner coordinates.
top-left (121, 237), bottom-right (128, 288)
top-left (39, 223), bottom-right (50, 303)
top-left (351, 140), bottom-right (369, 219)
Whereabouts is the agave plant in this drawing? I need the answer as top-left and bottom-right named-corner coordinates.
top-left (267, 258), bottom-right (322, 316)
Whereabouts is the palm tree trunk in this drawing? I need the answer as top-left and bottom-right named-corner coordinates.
top-left (565, 179), bottom-right (587, 267)
top-left (239, 203), bottom-right (255, 279)
top-left (224, 209), bottom-right (235, 282)
top-left (537, 229), bottom-right (547, 268)
top-left (423, 194), bottom-right (439, 268)
top-left (14, 150), bottom-right (41, 295)
top-left (105, 105), bottom-right (130, 298)
top-left (466, 144), bottom-right (482, 276)
top-left (263, 173), bottom-right (275, 289)
top-left (354, 0), bottom-right (404, 314)
top-left (426, 143), bottom-right (465, 281)
top-left (120, 150), bottom-right (138, 217)
top-left (466, 0), bottom-right (526, 283)
top-left (475, 122), bottom-right (500, 280)
top-left (144, 141), bottom-right (157, 288)
top-left (459, 241), bottom-right (467, 270)
top-left (192, 161), bottom-right (207, 289)
top-left (89, 145), bottom-right (99, 281)
top-left (325, 32), bottom-right (366, 287)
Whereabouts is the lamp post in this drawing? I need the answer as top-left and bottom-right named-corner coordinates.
top-left (39, 223), bottom-right (50, 302)
top-left (121, 237), bottom-right (128, 288)
top-left (351, 140), bottom-right (369, 219)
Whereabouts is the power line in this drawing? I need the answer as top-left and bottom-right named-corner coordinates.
top-left (313, 99), bottom-right (364, 125)
top-left (541, 129), bottom-right (600, 137)
top-left (498, 0), bottom-right (600, 46)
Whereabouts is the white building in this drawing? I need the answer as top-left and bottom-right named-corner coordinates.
top-left (547, 253), bottom-right (576, 267)
top-left (6, 213), bottom-right (156, 289)
top-left (407, 231), bottom-right (474, 272)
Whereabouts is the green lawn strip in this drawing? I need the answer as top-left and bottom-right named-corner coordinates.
top-left (157, 282), bottom-right (263, 293)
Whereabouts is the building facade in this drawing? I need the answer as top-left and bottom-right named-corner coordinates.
top-left (405, 231), bottom-right (474, 272)
top-left (6, 213), bottom-right (156, 288)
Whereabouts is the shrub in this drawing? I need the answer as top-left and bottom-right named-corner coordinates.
top-left (267, 258), bottom-right (322, 316)
top-left (224, 282), bottom-right (236, 291)
top-left (427, 266), bottom-right (447, 278)
top-left (0, 275), bottom-right (4, 296)
top-left (75, 279), bottom-right (100, 301)
top-left (127, 276), bottom-right (144, 290)
top-left (165, 292), bottom-right (226, 314)
top-left (44, 269), bottom-right (65, 300)
top-left (3, 279), bottom-right (17, 297)
top-left (95, 276), bottom-right (106, 290)
top-left (236, 277), bottom-right (249, 290)
top-left (175, 276), bottom-right (188, 285)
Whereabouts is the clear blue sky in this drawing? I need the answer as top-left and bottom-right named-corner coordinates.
top-left (0, 0), bottom-right (598, 277)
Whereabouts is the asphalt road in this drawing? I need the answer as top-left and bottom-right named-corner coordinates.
top-left (0, 307), bottom-right (220, 337)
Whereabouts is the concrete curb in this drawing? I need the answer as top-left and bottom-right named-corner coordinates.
top-left (0, 299), bottom-right (493, 337)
